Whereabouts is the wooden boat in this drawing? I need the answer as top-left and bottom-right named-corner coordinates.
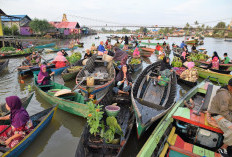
top-left (1, 106), bottom-right (57, 156)
top-left (0, 92), bottom-right (34, 118)
top-left (141, 42), bottom-right (169, 46)
top-left (185, 36), bottom-right (199, 45)
top-left (131, 61), bottom-right (177, 138)
top-left (33, 74), bottom-right (89, 117)
top-left (141, 47), bottom-right (155, 53)
top-left (51, 66), bottom-right (68, 75)
top-left (127, 50), bottom-right (152, 58)
top-left (44, 47), bottom-right (77, 53)
top-left (224, 38), bottom-right (232, 42)
top-left (195, 67), bottom-right (232, 85)
top-left (0, 52), bottom-right (32, 59)
top-left (138, 37), bottom-right (154, 40)
top-left (61, 66), bottom-right (83, 82)
top-left (0, 59), bottom-right (9, 73)
top-left (196, 61), bottom-right (232, 74)
top-left (35, 42), bottom-right (56, 49)
top-left (74, 43), bottom-right (84, 48)
top-left (128, 57), bottom-right (143, 72)
top-left (95, 36), bottom-right (100, 39)
top-left (75, 92), bottom-right (134, 157)
top-left (76, 54), bottom-right (115, 103)
top-left (137, 80), bottom-right (224, 157)
top-left (176, 75), bottom-right (198, 87)
top-left (18, 64), bottom-right (55, 79)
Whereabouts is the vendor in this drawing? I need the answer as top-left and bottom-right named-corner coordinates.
top-left (37, 65), bottom-right (55, 85)
top-left (84, 49), bottom-right (92, 59)
top-left (61, 49), bottom-right (68, 57)
top-left (52, 52), bottom-right (69, 68)
top-left (180, 62), bottom-right (198, 82)
top-left (223, 53), bottom-right (230, 64)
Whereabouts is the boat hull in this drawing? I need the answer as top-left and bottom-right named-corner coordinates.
top-left (0, 59), bottom-right (9, 73)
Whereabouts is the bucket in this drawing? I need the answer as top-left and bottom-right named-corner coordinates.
top-left (87, 76), bottom-right (94, 86)
top-left (105, 105), bottom-right (120, 117)
top-left (82, 59), bottom-right (88, 65)
top-left (103, 54), bottom-right (113, 62)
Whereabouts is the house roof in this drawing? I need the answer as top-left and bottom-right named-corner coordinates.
top-left (50, 21), bottom-right (80, 29)
top-left (0, 9), bottom-right (6, 16)
top-left (1, 15), bottom-right (31, 22)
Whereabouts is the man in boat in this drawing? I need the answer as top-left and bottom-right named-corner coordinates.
top-left (30, 51), bottom-right (41, 65)
top-left (180, 41), bottom-right (186, 49)
top-left (222, 53), bottom-right (230, 64)
top-left (207, 78), bottom-right (232, 156)
top-left (97, 41), bottom-right (108, 56)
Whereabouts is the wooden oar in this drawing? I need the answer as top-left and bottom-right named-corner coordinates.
top-left (72, 77), bottom-right (85, 92)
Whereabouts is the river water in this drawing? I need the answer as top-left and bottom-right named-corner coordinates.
top-left (0, 34), bottom-right (232, 157)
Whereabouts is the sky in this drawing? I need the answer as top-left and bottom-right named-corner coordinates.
top-left (1, 0), bottom-right (232, 28)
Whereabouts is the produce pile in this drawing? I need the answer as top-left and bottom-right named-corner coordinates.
top-left (187, 53), bottom-right (209, 62)
top-left (68, 66), bottom-right (82, 73)
top-left (0, 47), bottom-right (16, 52)
top-left (129, 58), bottom-right (141, 65)
top-left (171, 57), bottom-right (183, 67)
top-left (66, 52), bottom-right (82, 64)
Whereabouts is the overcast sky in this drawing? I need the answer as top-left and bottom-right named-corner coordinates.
top-left (1, 0), bottom-right (232, 27)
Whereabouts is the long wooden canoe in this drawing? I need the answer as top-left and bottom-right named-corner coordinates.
top-left (131, 61), bottom-right (177, 138)
top-left (0, 59), bottom-right (9, 73)
top-left (35, 42), bottom-right (56, 49)
top-left (33, 75), bottom-right (89, 117)
top-left (76, 91), bottom-right (134, 157)
top-left (196, 67), bottom-right (232, 85)
top-left (51, 66), bottom-right (68, 75)
top-left (141, 42), bottom-right (169, 46)
top-left (138, 80), bottom-right (223, 157)
top-left (128, 57), bottom-right (143, 72)
top-left (1, 106), bottom-right (57, 157)
top-left (196, 61), bottom-right (232, 74)
top-left (0, 52), bottom-right (32, 59)
top-left (76, 54), bottom-right (115, 103)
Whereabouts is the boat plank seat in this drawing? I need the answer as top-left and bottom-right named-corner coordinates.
top-left (173, 107), bottom-right (223, 134)
top-left (161, 127), bottom-right (220, 157)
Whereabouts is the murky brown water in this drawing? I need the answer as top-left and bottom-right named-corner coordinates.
top-left (0, 34), bottom-right (231, 157)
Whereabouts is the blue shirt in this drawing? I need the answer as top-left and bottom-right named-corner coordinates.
top-left (180, 42), bottom-right (185, 48)
top-left (98, 45), bottom-right (105, 52)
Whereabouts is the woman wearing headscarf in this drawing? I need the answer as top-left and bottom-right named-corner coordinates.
top-left (113, 65), bottom-right (132, 95)
top-left (180, 62), bottom-right (198, 82)
top-left (52, 52), bottom-right (69, 68)
top-left (124, 35), bottom-right (129, 45)
top-left (0, 96), bottom-right (33, 148)
top-left (211, 56), bottom-right (219, 70)
top-left (90, 43), bottom-right (97, 52)
top-left (37, 65), bottom-right (55, 85)
top-left (157, 57), bottom-right (173, 85)
top-left (180, 51), bottom-right (187, 63)
top-left (212, 51), bottom-right (220, 61)
top-left (113, 47), bottom-right (128, 66)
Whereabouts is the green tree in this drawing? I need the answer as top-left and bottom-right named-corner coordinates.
top-left (122, 27), bottom-right (130, 33)
top-left (29, 18), bottom-right (53, 36)
top-left (3, 25), bottom-right (11, 35)
top-left (11, 24), bottom-right (19, 35)
top-left (194, 21), bottom-right (199, 25)
top-left (213, 22), bottom-right (226, 36)
top-left (185, 22), bottom-right (190, 28)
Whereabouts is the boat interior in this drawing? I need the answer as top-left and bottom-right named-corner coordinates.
top-left (133, 63), bottom-right (174, 125)
top-left (154, 83), bottom-right (224, 157)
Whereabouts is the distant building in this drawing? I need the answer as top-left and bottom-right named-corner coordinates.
top-left (49, 21), bottom-right (80, 36)
top-left (1, 15), bottom-right (31, 35)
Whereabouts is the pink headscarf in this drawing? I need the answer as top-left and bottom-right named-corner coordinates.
top-left (133, 47), bottom-right (140, 56)
top-left (182, 52), bottom-right (186, 59)
top-left (37, 64), bottom-right (49, 84)
top-left (54, 52), bottom-right (67, 62)
top-left (187, 62), bottom-right (195, 70)
top-left (213, 57), bottom-right (218, 62)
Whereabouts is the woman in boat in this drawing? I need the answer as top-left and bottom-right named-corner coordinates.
top-left (30, 51), bottom-right (41, 64)
top-left (98, 41), bottom-right (108, 56)
top-left (191, 44), bottom-right (196, 51)
top-left (0, 96), bottom-right (33, 148)
top-left (90, 43), bottom-right (97, 52)
top-left (157, 56), bottom-right (173, 84)
top-left (37, 64), bottom-right (55, 85)
top-left (180, 51), bottom-right (187, 63)
top-left (113, 65), bottom-right (132, 95)
top-left (113, 47), bottom-right (128, 66)
top-left (123, 44), bottom-right (128, 50)
top-left (180, 62), bottom-right (198, 82)
top-left (156, 43), bottom-right (161, 51)
top-left (52, 52), bottom-right (69, 68)
top-left (211, 56), bottom-right (219, 70)
top-left (212, 51), bottom-right (220, 61)
top-left (84, 49), bottom-right (92, 59)
top-left (61, 49), bottom-right (68, 57)
top-left (133, 47), bottom-right (140, 58)
top-left (124, 35), bottom-right (129, 45)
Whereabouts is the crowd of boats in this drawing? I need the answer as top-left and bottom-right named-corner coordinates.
top-left (0, 34), bottom-right (231, 156)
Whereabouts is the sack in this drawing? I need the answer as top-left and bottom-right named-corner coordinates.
top-left (82, 59), bottom-right (88, 65)
top-left (158, 76), bottom-right (170, 86)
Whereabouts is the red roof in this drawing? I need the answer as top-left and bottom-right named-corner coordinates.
top-left (50, 22), bottom-right (80, 29)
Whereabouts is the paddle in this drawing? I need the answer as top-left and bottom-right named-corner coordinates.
top-left (72, 70), bottom-right (90, 92)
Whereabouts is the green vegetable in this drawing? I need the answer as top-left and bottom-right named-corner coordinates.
top-left (129, 58), bottom-right (141, 65)
top-left (66, 52), bottom-right (82, 64)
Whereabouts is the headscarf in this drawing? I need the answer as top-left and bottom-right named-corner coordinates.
top-left (212, 51), bottom-right (219, 60)
top-left (116, 65), bottom-right (132, 82)
top-left (37, 64), bottom-right (49, 84)
top-left (113, 48), bottom-right (128, 64)
top-left (53, 52), bottom-right (67, 62)
top-left (160, 56), bottom-right (172, 71)
top-left (213, 56), bottom-right (218, 62)
top-left (187, 62), bottom-right (195, 70)
top-left (6, 96), bottom-right (29, 128)
top-left (182, 52), bottom-right (186, 59)
top-left (133, 47), bottom-right (140, 56)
